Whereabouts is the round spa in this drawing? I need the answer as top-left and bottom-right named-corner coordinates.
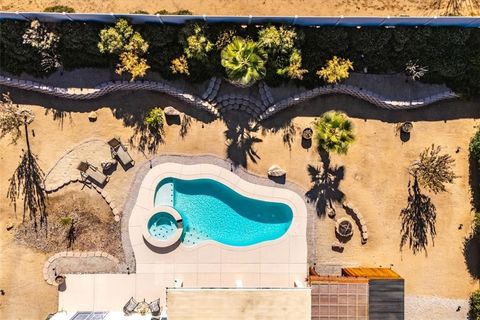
top-left (143, 206), bottom-right (183, 248)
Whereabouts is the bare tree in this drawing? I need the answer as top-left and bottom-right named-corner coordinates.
top-left (0, 94), bottom-right (47, 230)
top-left (410, 144), bottom-right (457, 194)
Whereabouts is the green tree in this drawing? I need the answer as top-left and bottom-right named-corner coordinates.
top-left (314, 111), bottom-right (355, 154)
top-left (98, 19), bottom-right (149, 80)
top-left (277, 49), bottom-right (308, 80)
top-left (470, 130), bottom-right (480, 162)
top-left (144, 107), bottom-right (165, 132)
top-left (258, 26), bottom-right (297, 55)
top-left (170, 55), bottom-right (190, 75)
top-left (116, 51), bottom-right (150, 80)
top-left (317, 56), bottom-right (353, 84)
top-left (221, 37), bottom-right (267, 86)
top-left (182, 24), bottom-right (213, 61)
top-left (470, 290), bottom-right (480, 320)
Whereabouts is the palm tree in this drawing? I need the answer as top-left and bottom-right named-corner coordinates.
top-left (221, 37), bottom-right (267, 87)
top-left (314, 111), bottom-right (355, 154)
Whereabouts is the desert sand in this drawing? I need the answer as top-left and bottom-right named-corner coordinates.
top-left (0, 0), bottom-right (462, 17)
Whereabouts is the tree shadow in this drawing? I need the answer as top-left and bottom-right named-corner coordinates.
top-left (180, 114), bottom-right (193, 139)
top-left (44, 108), bottom-right (72, 129)
top-left (67, 219), bottom-right (76, 248)
top-left (223, 111), bottom-right (262, 168)
top-left (463, 235), bottom-right (480, 280)
top-left (305, 152), bottom-right (345, 218)
top-left (399, 177), bottom-right (437, 255)
top-left (261, 119), bottom-right (297, 151)
top-left (7, 149), bottom-right (47, 231)
top-left (129, 123), bottom-right (165, 154)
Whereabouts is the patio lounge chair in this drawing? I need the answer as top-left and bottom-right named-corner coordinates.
top-left (148, 298), bottom-right (161, 317)
top-left (108, 138), bottom-right (135, 168)
top-left (77, 161), bottom-right (109, 186)
top-left (123, 297), bottom-right (138, 315)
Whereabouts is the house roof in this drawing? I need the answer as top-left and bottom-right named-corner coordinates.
top-left (342, 268), bottom-right (403, 279)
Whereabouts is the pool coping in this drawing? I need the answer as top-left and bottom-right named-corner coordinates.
top-left (143, 206), bottom-right (184, 249)
top-left (129, 163), bottom-right (306, 253)
top-left (120, 154), bottom-right (318, 273)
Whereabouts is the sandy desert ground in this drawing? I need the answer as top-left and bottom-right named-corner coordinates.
top-left (0, 0), bottom-right (469, 17)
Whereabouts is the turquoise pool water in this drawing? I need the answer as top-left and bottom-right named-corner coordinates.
top-left (148, 212), bottom-right (178, 240)
top-left (153, 178), bottom-right (293, 246)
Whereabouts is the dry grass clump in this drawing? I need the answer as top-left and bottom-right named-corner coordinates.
top-left (15, 188), bottom-right (124, 261)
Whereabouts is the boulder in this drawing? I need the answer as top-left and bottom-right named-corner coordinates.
top-left (88, 111), bottom-right (97, 122)
top-left (164, 106), bottom-right (181, 116)
top-left (267, 165), bottom-right (287, 177)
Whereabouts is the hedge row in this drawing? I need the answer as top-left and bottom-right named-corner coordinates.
top-left (1, 19), bottom-right (480, 96)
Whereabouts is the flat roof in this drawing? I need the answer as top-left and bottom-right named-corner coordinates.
top-left (342, 268), bottom-right (403, 279)
top-left (166, 288), bottom-right (311, 320)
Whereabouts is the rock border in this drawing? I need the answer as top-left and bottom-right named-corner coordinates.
top-left (43, 251), bottom-right (120, 285)
top-left (0, 75), bottom-right (458, 121)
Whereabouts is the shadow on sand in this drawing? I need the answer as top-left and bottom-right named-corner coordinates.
top-left (222, 111), bottom-right (262, 168)
top-left (399, 177), bottom-right (437, 255)
top-left (305, 152), bottom-right (345, 218)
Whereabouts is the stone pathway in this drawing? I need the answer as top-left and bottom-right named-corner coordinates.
top-left (43, 138), bottom-right (122, 220)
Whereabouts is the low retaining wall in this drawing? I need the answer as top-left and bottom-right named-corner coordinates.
top-left (0, 75), bottom-right (459, 121)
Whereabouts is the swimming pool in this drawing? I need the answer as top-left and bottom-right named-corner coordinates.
top-left (153, 177), bottom-right (293, 246)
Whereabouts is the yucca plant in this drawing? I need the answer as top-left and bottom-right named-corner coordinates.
top-left (314, 111), bottom-right (355, 154)
top-left (221, 37), bottom-right (267, 87)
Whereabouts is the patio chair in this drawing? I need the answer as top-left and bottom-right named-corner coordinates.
top-left (148, 298), bottom-right (161, 317)
top-left (77, 161), bottom-right (109, 186)
top-left (107, 137), bottom-right (135, 168)
top-left (123, 296), bottom-right (139, 315)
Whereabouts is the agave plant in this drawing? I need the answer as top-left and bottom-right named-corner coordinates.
top-left (314, 111), bottom-right (355, 154)
top-left (221, 37), bottom-right (267, 87)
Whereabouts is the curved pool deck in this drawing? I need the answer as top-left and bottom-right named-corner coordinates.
top-left (128, 161), bottom-right (308, 288)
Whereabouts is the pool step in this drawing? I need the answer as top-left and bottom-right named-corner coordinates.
top-left (156, 180), bottom-right (174, 206)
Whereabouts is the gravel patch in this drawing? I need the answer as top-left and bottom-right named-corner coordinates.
top-left (405, 295), bottom-right (468, 320)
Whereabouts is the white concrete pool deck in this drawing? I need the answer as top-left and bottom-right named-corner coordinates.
top-left (57, 162), bottom-right (308, 313)
top-left (129, 163), bottom-right (307, 286)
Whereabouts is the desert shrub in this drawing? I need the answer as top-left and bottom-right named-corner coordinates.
top-left (155, 9), bottom-right (192, 15)
top-left (258, 25), bottom-right (298, 55)
top-left (44, 5), bottom-right (75, 13)
top-left (277, 49), bottom-right (308, 80)
top-left (181, 24), bottom-right (213, 61)
top-left (170, 55), bottom-right (189, 75)
top-left (144, 107), bottom-right (165, 131)
top-left (470, 131), bottom-right (480, 162)
top-left (98, 19), bottom-right (149, 80)
top-left (174, 9), bottom-right (193, 15)
top-left (470, 290), bottom-right (480, 320)
top-left (131, 10), bottom-right (149, 14)
top-left (317, 56), bottom-right (353, 84)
